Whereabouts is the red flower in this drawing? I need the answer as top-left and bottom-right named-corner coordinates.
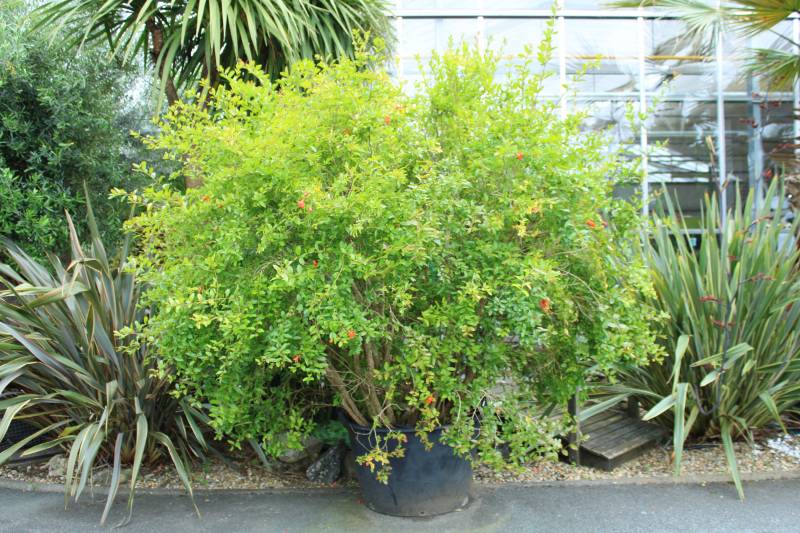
top-left (313, 260), bottom-right (319, 268)
top-left (384, 115), bottom-right (391, 125)
top-left (297, 199), bottom-right (306, 209)
top-left (425, 395), bottom-right (435, 405)
top-left (539, 298), bottom-right (551, 313)
top-left (586, 219), bottom-right (597, 229)
top-left (347, 329), bottom-right (356, 340)
top-left (292, 354), bottom-right (301, 363)
top-left (516, 151), bottom-right (524, 161)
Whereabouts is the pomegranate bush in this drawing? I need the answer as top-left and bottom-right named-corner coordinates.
top-left (125, 39), bottom-right (659, 470)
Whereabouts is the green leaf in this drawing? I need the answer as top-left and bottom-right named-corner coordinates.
top-left (720, 419), bottom-right (744, 501)
top-left (700, 369), bottom-right (719, 387)
top-left (0, 399), bottom-right (30, 446)
top-left (642, 394), bottom-right (675, 421)
top-left (152, 431), bottom-right (200, 517)
top-left (758, 392), bottom-right (787, 434)
top-left (120, 413), bottom-right (148, 528)
top-left (100, 433), bottom-right (124, 525)
top-left (64, 425), bottom-right (91, 507)
top-left (671, 334), bottom-right (690, 384)
top-left (672, 383), bottom-right (688, 476)
top-left (691, 343), bottom-right (753, 367)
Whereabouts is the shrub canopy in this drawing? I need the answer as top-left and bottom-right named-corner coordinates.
top-left (0, 3), bottom-right (150, 258)
top-left (127, 39), bottom-right (659, 468)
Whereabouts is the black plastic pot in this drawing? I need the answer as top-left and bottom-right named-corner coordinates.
top-left (339, 411), bottom-right (473, 517)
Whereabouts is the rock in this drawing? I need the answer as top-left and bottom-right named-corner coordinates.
top-left (93, 466), bottom-right (132, 486)
top-left (277, 435), bottom-right (323, 464)
top-left (306, 442), bottom-right (346, 484)
top-left (342, 448), bottom-right (358, 480)
top-left (46, 455), bottom-right (66, 478)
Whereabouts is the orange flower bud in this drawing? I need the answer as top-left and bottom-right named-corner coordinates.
top-left (539, 298), bottom-right (551, 313)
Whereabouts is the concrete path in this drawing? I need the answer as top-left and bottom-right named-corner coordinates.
top-left (2, 479), bottom-right (798, 533)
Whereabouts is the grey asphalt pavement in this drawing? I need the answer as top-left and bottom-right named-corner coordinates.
top-left (2, 479), bottom-right (798, 533)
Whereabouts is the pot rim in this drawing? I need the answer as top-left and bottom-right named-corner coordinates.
top-left (337, 409), bottom-right (450, 435)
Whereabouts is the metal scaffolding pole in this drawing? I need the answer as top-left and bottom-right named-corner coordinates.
top-left (715, 0), bottom-right (728, 227)
top-left (558, 2), bottom-right (567, 120)
top-left (637, 9), bottom-right (649, 216)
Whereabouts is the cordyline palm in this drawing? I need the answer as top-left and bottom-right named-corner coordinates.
top-left (613, 0), bottom-right (799, 88)
top-left (33, 0), bottom-right (393, 105)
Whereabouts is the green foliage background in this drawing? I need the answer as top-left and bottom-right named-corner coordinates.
top-left (0, 1), bottom-right (152, 258)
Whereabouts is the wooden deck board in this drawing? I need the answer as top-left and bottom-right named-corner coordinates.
top-left (566, 407), bottom-right (665, 471)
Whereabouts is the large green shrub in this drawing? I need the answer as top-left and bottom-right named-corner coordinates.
top-left (0, 2), bottom-right (150, 258)
top-left (125, 38), bottom-right (659, 472)
top-left (0, 201), bottom-right (206, 525)
top-left (600, 183), bottom-right (800, 498)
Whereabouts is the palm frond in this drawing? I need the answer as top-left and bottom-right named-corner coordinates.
top-left (730, 0), bottom-right (800, 35)
top-left (31, 0), bottom-right (394, 102)
top-left (745, 46), bottom-right (800, 88)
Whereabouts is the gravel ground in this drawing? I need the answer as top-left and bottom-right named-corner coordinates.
top-left (0, 453), bottom-right (341, 491)
top-left (476, 435), bottom-right (800, 482)
top-left (2, 435), bottom-right (799, 491)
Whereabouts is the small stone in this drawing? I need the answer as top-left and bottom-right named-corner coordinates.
top-left (93, 467), bottom-right (112, 485)
top-left (306, 442), bottom-right (346, 484)
top-left (277, 435), bottom-right (323, 464)
top-left (93, 466), bottom-right (132, 486)
top-left (47, 455), bottom-right (67, 478)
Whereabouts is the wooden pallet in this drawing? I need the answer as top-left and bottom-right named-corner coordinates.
top-left (566, 405), bottom-right (665, 471)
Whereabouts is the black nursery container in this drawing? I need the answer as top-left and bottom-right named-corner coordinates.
top-left (339, 411), bottom-right (473, 517)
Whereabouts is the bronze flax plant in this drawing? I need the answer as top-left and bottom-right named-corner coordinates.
top-left (0, 197), bottom-right (208, 525)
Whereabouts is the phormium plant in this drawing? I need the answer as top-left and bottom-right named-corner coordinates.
top-left (598, 182), bottom-right (800, 499)
top-left (124, 36), bottom-right (660, 477)
top-left (0, 199), bottom-right (207, 525)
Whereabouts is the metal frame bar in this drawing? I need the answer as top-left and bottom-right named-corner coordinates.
top-left (637, 8), bottom-right (649, 215)
top-left (558, 0), bottom-right (568, 119)
top-left (715, 0), bottom-right (728, 226)
top-left (393, 8), bottom-right (800, 20)
top-left (748, 60), bottom-right (764, 213)
top-left (396, 9), bottom-right (707, 20)
top-left (795, 18), bottom-right (800, 165)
